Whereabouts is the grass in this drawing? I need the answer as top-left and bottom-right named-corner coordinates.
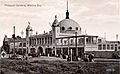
top-left (0, 58), bottom-right (119, 74)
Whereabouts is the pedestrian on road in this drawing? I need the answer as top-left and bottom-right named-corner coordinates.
top-left (88, 53), bottom-right (94, 62)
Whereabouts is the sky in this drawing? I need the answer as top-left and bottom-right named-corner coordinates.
top-left (0, 0), bottom-right (120, 46)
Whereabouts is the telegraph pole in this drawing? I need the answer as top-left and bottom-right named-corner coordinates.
top-left (13, 26), bottom-right (16, 55)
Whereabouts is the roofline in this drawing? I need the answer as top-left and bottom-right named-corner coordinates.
top-left (106, 41), bottom-right (120, 43)
top-left (56, 35), bottom-right (98, 39)
top-left (30, 34), bottom-right (52, 38)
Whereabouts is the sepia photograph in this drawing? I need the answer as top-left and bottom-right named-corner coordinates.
top-left (0, 0), bottom-right (120, 74)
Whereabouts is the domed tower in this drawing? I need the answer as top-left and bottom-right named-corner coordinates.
top-left (26, 21), bottom-right (33, 55)
top-left (59, 0), bottom-right (81, 34)
top-left (52, 15), bottom-right (60, 38)
top-left (26, 21), bottom-right (33, 38)
top-left (52, 15), bottom-right (60, 55)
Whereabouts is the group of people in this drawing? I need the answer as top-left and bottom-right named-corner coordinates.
top-left (83, 53), bottom-right (94, 62)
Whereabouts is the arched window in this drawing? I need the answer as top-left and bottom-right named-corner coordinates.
top-left (61, 26), bottom-right (65, 31)
top-left (19, 43), bottom-right (22, 47)
top-left (98, 44), bottom-right (102, 50)
top-left (111, 45), bottom-right (114, 49)
top-left (23, 43), bottom-right (26, 47)
top-left (103, 44), bottom-right (106, 50)
top-left (80, 28), bottom-right (81, 31)
top-left (76, 27), bottom-right (78, 30)
top-left (107, 44), bottom-right (110, 49)
top-left (69, 27), bottom-right (72, 30)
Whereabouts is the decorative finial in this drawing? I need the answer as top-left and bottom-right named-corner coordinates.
top-left (55, 15), bottom-right (57, 19)
top-left (44, 30), bottom-right (45, 34)
top-left (36, 31), bottom-right (38, 35)
top-left (28, 21), bottom-right (30, 25)
top-left (66, 0), bottom-right (69, 19)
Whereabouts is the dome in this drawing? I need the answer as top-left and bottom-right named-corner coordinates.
top-left (59, 19), bottom-right (81, 31)
top-left (26, 25), bottom-right (33, 31)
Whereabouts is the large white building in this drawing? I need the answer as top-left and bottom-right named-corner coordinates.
top-left (26, 4), bottom-right (98, 58)
top-left (2, 1), bottom-right (120, 59)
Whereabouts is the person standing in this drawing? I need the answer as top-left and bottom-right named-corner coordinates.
top-left (88, 53), bottom-right (94, 62)
top-left (83, 53), bottom-right (89, 62)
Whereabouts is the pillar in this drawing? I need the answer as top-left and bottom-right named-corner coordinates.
top-left (68, 38), bottom-right (70, 55)
top-left (84, 36), bottom-right (86, 52)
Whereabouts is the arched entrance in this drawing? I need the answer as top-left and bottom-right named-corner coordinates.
top-left (29, 48), bottom-right (36, 57)
top-left (45, 48), bottom-right (52, 56)
top-left (37, 46), bottom-right (43, 56)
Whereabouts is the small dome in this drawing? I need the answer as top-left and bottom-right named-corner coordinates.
top-left (52, 15), bottom-right (59, 27)
top-left (4, 35), bottom-right (8, 41)
top-left (26, 25), bottom-right (33, 31)
top-left (59, 19), bottom-right (81, 31)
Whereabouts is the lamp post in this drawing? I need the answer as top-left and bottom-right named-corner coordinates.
top-left (75, 32), bottom-right (78, 57)
top-left (13, 26), bottom-right (16, 55)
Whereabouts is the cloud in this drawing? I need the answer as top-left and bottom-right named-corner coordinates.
top-left (70, 0), bottom-right (119, 16)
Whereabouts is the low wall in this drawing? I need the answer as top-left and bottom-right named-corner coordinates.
top-left (86, 51), bottom-right (120, 59)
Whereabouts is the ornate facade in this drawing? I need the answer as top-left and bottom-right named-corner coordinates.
top-left (2, 0), bottom-right (120, 59)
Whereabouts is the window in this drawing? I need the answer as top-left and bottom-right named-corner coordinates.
top-left (86, 38), bottom-right (88, 44)
top-left (19, 43), bottom-right (22, 47)
top-left (61, 26), bottom-right (65, 31)
top-left (111, 45), bottom-right (114, 50)
top-left (48, 37), bottom-right (49, 44)
top-left (115, 47), bottom-right (117, 51)
top-left (45, 37), bottom-right (47, 44)
top-left (61, 39), bottom-right (62, 43)
top-left (23, 43), bottom-right (26, 47)
top-left (115, 44), bottom-right (117, 47)
top-left (103, 44), bottom-right (106, 50)
top-left (40, 38), bottom-right (41, 44)
top-left (37, 38), bottom-right (39, 44)
top-left (107, 44), bottom-right (110, 49)
top-left (42, 38), bottom-right (44, 44)
top-left (50, 37), bottom-right (52, 44)
top-left (78, 38), bottom-right (84, 44)
top-left (27, 41), bottom-right (28, 44)
top-left (115, 44), bottom-right (118, 51)
top-left (98, 44), bottom-right (102, 50)
top-left (69, 27), bottom-right (72, 30)
top-left (80, 28), bottom-right (81, 31)
top-left (118, 47), bottom-right (120, 49)
top-left (70, 39), bottom-right (73, 45)
top-left (76, 27), bottom-right (78, 30)
top-left (64, 41), bottom-right (67, 45)
top-left (98, 39), bottom-right (102, 43)
top-left (30, 39), bottom-right (31, 45)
